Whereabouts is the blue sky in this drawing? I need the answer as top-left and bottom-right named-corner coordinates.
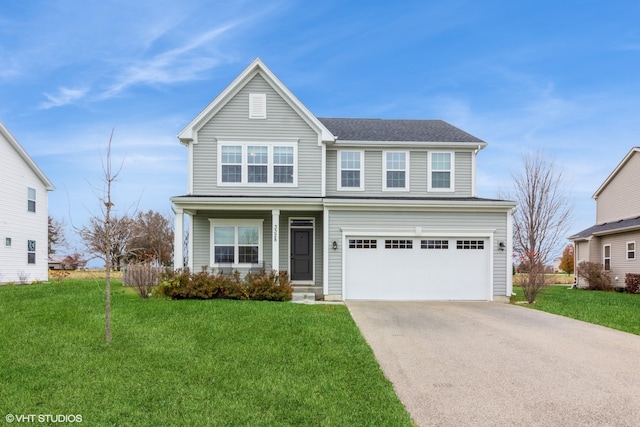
top-left (2, 0), bottom-right (640, 257)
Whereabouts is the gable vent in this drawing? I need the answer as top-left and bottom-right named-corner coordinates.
top-left (249, 93), bottom-right (267, 119)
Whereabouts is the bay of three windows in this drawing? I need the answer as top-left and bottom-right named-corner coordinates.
top-left (338, 150), bottom-right (453, 191)
top-left (219, 143), bottom-right (295, 185)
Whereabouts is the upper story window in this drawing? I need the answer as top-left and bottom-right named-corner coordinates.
top-left (28, 187), bottom-right (36, 212)
top-left (249, 93), bottom-right (266, 119)
top-left (627, 242), bottom-right (636, 260)
top-left (383, 151), bottom-right (409, 191)
top-left (218, 142), bottom-right (296, 186)
top-left (603, 244), bottom-right (611, 270)
top-left (27, 240), bottom-right (36, 264)
top-left (338, 150), bottom-right (364, 190)
top-left (428, 152), bottom-right (454, 192)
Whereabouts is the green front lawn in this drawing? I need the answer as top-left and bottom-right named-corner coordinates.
top-left (512, 285), bottom-right (640, 335)
top-left (0, 280), bottom-right (412, 426)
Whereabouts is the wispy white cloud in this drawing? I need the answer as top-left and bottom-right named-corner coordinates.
top-left (100, 23), bottom-right (240, 99)
top-left (39, 86), bottom-right (89, 109)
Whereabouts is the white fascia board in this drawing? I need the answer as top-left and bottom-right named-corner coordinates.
top-left (323, 198), bottom-right (516, 211)
top-left (0, 121), bottom-right (55, 191)
top-left (170, 196), bottom-right (324, 211)
top-left (330, 140), bottom-right (488, 150)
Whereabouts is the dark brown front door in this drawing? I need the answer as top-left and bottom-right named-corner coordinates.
top-left (291, 228), bottom-right (313, 281)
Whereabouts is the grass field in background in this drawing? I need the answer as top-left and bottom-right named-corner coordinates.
top-left (0, 279), bottom-right (412, 426)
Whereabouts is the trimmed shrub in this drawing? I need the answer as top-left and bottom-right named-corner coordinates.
top-left (576, 261), bottom-right (612, 291)
top-left (625, 273), bottom-right (640, 294)
top-left (156, 268), bottom-right (292, 301)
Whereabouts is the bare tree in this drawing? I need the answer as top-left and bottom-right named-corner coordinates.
top-left (128, 210), bottom-right (174, 266)
top-left (510, 151), bottom-right (572, 303)
top-left (79, 215), bottom-right (134, 270)
top-left (76, 129), bottom-right (124, 344)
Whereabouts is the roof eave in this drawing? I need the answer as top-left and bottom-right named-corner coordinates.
top-left (592, 147), bottom-right (640, 199)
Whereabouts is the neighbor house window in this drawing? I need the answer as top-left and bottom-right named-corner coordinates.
top-left (27, 240), bottom-right (36, 264)
top-left (383, 151), bottom-right (409, 190)
top-left (338, 150), bottom-right (364, 190)
top-left (209, 220), bottom-right (263, 266)
top-left (603, 244), bottom-right (611, 270)
top-left (428, 152), bottom-right (454, 191)
top-left (28, 187), bottom-right (36, 212)
top-left (218, 143), bottom-right (297, 185)
top-left (5, 237), bottom-right (11, 247)
top-left (627, 242), bottom-right (636, 260)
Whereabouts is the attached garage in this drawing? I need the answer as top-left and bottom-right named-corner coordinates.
top-left (344, 235), bottom-right (492, 300)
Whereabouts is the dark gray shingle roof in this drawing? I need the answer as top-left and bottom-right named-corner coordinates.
top-left (318, 118), bottom-right (484, 143)
top-left (570, 216), bottom-right (640, 240)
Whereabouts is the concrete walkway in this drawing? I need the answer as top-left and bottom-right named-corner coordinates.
top-left (347, 301), bottom-right (640, 426)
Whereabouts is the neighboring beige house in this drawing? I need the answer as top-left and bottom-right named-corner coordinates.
top-left (0, 121), bottom-right (55, 283)
top-left (569, 147), bottom-right (640, 287)
top-left (171, 58), bottom-right (516, 301)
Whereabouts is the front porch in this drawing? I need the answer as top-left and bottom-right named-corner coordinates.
top-left (172, 198), bottom-right (326, 298)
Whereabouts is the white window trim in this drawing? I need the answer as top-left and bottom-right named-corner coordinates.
top-left (603, 244), bottom-right (611, 270)
top-left (217, 141), bottom-right (297, 187)
top-left (428, 151), bottom-right (455, 192)
top-left (627, 241), bottom-right (636, 260)
top-left (209, 219), bottom-right (264, 268)
top-left (28, 187), bottom-right (36, 213)
top-left (383, 151), bottom-right (410, 191)
top-left (249, 93), bottom-right (266, 119)
top-left (27, 240), bottom-right (36, 264)
top-left (337, 150), bottom-right (365, 191)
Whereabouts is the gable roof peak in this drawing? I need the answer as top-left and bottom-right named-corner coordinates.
top-left (593, 146), bottom-right (640, 199)
top-left (177, 58), bottom-right (335, 144)
top-left (0, 121), bottom-right (55, 191)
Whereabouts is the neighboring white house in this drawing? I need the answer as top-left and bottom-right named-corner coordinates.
top-left (0, 121), bottom-right (55, 283)
top-left (171, 58), bottom-right (516, 301)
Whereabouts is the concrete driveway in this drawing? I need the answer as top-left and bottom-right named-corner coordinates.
top-left (347, 301), bottom-right (640, 426)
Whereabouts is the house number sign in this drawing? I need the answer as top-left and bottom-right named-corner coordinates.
top-left (273, 223), bottom-right (278, 243)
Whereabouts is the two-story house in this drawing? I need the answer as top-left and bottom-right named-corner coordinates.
top-left (570, 147), bottom-right (640, 287)
top-left (171, 59), bottom-right (516, 301)
top-left (0, 121), bottom-right (55, 283)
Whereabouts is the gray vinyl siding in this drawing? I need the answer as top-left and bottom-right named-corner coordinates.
top-left (326, 149), bottom-right (474, 197)
top-left (192, 74), bottom-right (322, 197)
top-left (190, 210), bottom-right (324, 284)
top-left (596, 153), bottom-right (640, 224)
top-left (585, 232), bottom-right (640, 286)
top-left (326, 209), bottom-right (509, 297)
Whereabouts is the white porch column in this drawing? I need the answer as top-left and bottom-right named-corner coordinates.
top-left (271, 209), bottom-right (280, 271)
top-left (173, 207), bottom-right (184, 270)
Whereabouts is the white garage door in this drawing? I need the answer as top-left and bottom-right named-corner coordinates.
top-left (345, 237), bottom-right (490, 300)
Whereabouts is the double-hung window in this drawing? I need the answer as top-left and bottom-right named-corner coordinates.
top-left (383, 151), bottom-right (409, 190)
top-left (428, 152), bottom-right (454, 191)
top-left (28, 187), bottom-right (36, 212)
top-left (627, 242), bottom-right (636, 260)
top-left (603, 244), bottom-right (611, 270)
top-left (27, 240), bottom-right (36, 264)
top-left (338, 150), bottom-right (364, 190)
top-left (218, 142), bottom-right (296, 185)
top-left (210, 220), bottom-right (263, 266)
